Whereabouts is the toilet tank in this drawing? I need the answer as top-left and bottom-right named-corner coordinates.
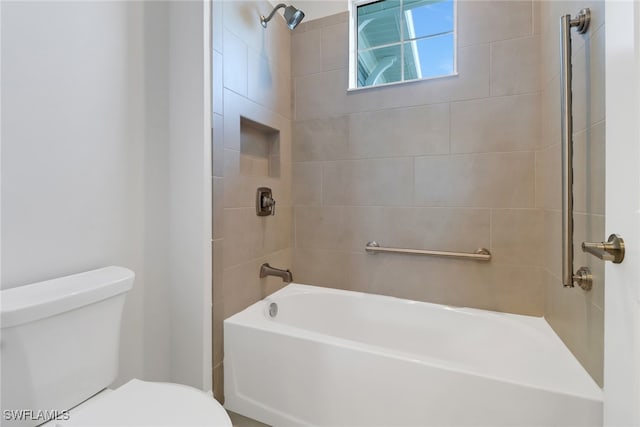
top-left (0, 267), bottom-right (134, 427)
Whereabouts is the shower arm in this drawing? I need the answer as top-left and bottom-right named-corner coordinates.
top-left (261, 3), bottom-right (287, 28)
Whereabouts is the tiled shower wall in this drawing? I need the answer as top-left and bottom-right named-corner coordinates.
top-left (212, 0), bottom-right (606, 400)
top-left (538, 0), bottom-right (605, 386)
top-left (211, 0), bottom-right (293, 402)
top-left (291, 2), bottom-right (545, 315)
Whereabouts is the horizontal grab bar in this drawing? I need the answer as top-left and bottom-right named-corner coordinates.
top-left (365, 241), bottom-right (491, 262)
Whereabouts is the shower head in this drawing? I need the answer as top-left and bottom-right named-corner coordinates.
top-left (261, 3), bottom-right (305, 30)
top-left (283, 5), bottom-right (305, 29)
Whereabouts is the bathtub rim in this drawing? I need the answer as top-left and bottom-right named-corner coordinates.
top-left (224, 283), bottom-right (603, 403)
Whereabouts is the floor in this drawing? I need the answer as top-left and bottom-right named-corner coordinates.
top-left (229, 411), bottom-right (270, 427)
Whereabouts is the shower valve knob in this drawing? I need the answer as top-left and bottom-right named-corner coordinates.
top-left (263, 196), bottom-right (276, 216)
top-left (256, 187), bottom-right (276, 216)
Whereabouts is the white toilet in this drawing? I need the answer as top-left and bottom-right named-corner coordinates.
top-left (0, 266), bottom-right (232, 427)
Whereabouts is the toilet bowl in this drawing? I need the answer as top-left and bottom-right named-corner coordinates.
top-left (0, 267), bottom-right (231, 427)
top-left (43, 379), bottom-right (231, 426)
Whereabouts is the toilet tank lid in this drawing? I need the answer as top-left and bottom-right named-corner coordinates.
top-left (1, 266), bottom-right (134, 328)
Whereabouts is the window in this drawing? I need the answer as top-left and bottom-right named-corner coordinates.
top-left (349, 0), bottom-right (456, 89)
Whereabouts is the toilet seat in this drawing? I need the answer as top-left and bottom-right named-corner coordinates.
top-left (54, 379), bottom-right (231, 426)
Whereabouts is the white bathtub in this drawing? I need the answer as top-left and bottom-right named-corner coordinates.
top-left (224, 284), bottom-right (602, 426)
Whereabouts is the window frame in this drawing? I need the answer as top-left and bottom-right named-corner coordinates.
top-left (348, 0), bottom-right (458, 91)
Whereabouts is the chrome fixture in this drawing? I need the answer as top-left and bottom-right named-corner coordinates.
top-left (365, 241), bottom-right (491, 262)
top-left (256, 187), bottom-right (276, 216)
top-left (560, 8), bottom-right (592, 290)
top-left (582, 234), bottom-right (626, 264)
top-left (260, 263), bottom-right (293, 283)
top-left (260, 3), bottom-right (305, 30)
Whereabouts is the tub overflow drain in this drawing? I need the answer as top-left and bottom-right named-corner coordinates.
top-left (268, 302), bottom-right (278, 318)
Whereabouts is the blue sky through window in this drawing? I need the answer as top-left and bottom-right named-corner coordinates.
top-left (407, 0), bottom-right (454, 78)
top-left (406, 0), bottom-right (453, 38)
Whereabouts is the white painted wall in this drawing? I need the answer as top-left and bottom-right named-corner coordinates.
top-left (268, 0), bottom-right (347, 21)
top-left (1, 0), bottom-right (212, 390)
top-left (1, 0), bottom-right (146, 384)
top-left (604, 1), bottom-right (640, 425)
top-left (168, 0), bottom-right (212, 391)
top-left (142, 1), bottom-right (172, 383)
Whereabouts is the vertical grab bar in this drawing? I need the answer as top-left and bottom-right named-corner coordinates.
top-left (560, 13), bottom-right (574, 288)
top-left (560, 8), bottom-right (592, 290)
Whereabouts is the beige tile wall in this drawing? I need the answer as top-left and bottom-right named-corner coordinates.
top-left (537, 0), bottom-right (605, 386)
top-left (212, 0), bottom-right (606, 401)
top-left (291, 3), bottom-right (544, 319)
top-left (211, 0), bottom-right (293, 403)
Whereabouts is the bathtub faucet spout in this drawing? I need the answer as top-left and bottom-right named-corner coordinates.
top-left (259, 263), bottom-right (293, 283)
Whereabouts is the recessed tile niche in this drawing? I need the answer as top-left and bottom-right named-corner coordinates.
top-left (240, 117), bottom-right (280, 178)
